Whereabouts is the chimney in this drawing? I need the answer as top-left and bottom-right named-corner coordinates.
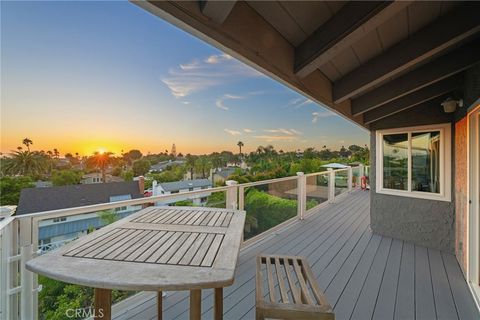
top-left (138, 176), bottom-right (145, 194)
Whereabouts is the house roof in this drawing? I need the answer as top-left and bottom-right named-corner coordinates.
top-left (321, 163), bottom-right (349, 169)
top-left (150, 160), bottom-right (185, 171)
top-left (16, 182), bottom-right (143, 215)
top-left (215, 167), bottom-right (237, 179)
top-left (158, 179), bottom-right (212, 192)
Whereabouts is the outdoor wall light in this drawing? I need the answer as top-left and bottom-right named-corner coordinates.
top-left (441, 98), bottom-right (463, 113)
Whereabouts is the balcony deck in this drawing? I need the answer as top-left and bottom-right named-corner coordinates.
top-left (109, 190), bottom-right (479, 320)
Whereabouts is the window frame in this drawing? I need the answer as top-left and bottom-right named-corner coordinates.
top-left (375, 123), bottom-right (451, 202)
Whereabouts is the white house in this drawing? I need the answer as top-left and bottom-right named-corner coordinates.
top-left (152, 178), bottom-right (212, 206)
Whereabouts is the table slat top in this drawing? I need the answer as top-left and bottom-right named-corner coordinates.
top-left (26, 206), bottom-right (245, 291)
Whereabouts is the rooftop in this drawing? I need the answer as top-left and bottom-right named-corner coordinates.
top-left (16, 181), bottom-right (143, 215)
top-left (157, 179), bottom-right (212, 192)
top-left (107, 191), bottom-right (479, 320)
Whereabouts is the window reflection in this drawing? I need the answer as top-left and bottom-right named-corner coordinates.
top-left (383, 133), bottom-right (408, 190)
top-left (411, 131), bottom-right (440, 193)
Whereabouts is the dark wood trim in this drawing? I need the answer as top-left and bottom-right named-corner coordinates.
top-left (352, 40), bottom-right (480, 116)
top-left (294, 1), bottom-right (398, 77)
top-left (199, 1), bottom-right (237, 24)
top-left (333, 2), bottom-right (480, 103)
top-left (363, 75), bottom-right (463, 124)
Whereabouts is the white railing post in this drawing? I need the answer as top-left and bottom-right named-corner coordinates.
top-left (328, 168), bottom-right (335, 203)
top-left (225, 180), bottom-right (238, 209)
top-left (347, 166), bottom-right (353, 192)
top-left (20, 244), bottom-right (33, 320)
top-left (238, 186), bottom-right (245, 211)
top-left (0, 218), bottom-right (13, 320)
top-left (296, 172), bottom-right (306, 220)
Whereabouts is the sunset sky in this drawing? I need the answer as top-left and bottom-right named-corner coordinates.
top-left (1, 1), bottom-right (368, 156)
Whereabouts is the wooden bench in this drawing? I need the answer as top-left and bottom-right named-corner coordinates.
top-left (256, 255), bottom-right (334, 320)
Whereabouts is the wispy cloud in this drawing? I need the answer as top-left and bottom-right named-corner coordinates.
top-left (254, 128), bottom-right (303, 142)
top-left (286, 97), bottom-right (315, 109)
top-left (263, 128), bottom-right (302, 135)
top-left (215, 94), bottom-right (244, 110)
top-left (162, 53), bottom-right (262, 98)
top-left (253, 135), bottom-right (298, 142)
top-left (312, 111), bottom-right (335, 123)
top-left (224, 129), bottom-right (242, 136)
top-left (243, 128), bottom-right (255, 133)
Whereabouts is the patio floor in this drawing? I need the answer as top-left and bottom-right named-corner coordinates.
top-left (109, 190), bottom-right (479, 320)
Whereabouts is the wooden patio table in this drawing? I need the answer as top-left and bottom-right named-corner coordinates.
top-left (26, 206), bottom-right (246, 320)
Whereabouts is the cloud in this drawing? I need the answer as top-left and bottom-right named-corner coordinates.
top-left (253, 135), bottom-right (297, 142)
top-left (312, 111), bottom-right (335, 123)
top-left (287, 97), bottom-right (315, 109)
top-left (216, 94), bottom-right (244, 111)
top-left (224, 129), bottom-right (242, 136)
top-left (162, 53), bottom-right (262, 98)
top-left (205, 53), bottom-right (233, 64)
top-left (254, 128), bottom-right (303, 142)
top-left (243, 128), bottom-right (255, 133)
top-left (263, 128), bottom-right (302, 135)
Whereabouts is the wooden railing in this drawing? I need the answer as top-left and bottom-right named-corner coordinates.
top-left (0, 165), bottom-right (368, 320)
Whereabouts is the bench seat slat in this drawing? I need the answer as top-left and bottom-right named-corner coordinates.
top-left (266, 257), bottom-right (276, 303)
top-left (256, 254), bottom-right (334, 320)
top-left (275, 257), bottom-right (289, 303)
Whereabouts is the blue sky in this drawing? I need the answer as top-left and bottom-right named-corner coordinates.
top-left (1, 1), bottom-right (368, 156)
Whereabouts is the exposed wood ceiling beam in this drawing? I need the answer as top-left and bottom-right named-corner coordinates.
top-left (294, 1), bottom-right (410, 78)
top-left (363, 74), bottom-right (463, 124)
top-left (333, 2), bottom-right (480, 103)
top-left (199, 0), bottom-right (237, 24)
top-left (352, 40), bottom-right (480, 116)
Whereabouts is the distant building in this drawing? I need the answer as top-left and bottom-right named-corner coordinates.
top-left (171, 143), bottom-right (177, 157)
top-left (152, 178), bottom-right (212, 206)
top-left (35, 181), bottom-right (53, 188)
top-left (81, 172), bottom-right (124, 184)
top-left (211, 167), bottom-right (238, 185)
top-left (149, 160), bottom-right (185, 173)
top-left (16, 180), bottom-right (145, 250)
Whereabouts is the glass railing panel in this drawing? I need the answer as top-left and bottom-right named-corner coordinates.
top-left (352, 166), bottom-right (361, 188)
top-left (242, 178), bottom-right (298, 240)
top-left (165, 189), bottom-right (226, 209)
top-left (334, 169), bottom-right (349, 196)
top-left (306, 173), bottom-right (329, 210)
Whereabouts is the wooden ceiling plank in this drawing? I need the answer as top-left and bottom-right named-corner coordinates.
top-left (352, 40), bottom-right (480, 116)
top-left (199, 0), bottom-right (237, 25)
top-left (363, 74), bottom-right (463, 124)
top-left (333, 2), bottom-right (480, 103)
top-left (294, 1), bottom-right (411, 77)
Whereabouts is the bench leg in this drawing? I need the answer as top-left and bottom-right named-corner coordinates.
top-left (255, 307), bottom-right (263, 320)
top-left (190, 289), bottom-right (201, 320)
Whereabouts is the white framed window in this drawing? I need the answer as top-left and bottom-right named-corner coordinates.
top-left (375, 123), bottom-right (451, 202)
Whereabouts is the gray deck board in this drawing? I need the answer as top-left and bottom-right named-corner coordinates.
top-left (415, 245), bottom-right (437, 320)
top-left (106, 190), bottom-right (479, 320)
top-left (394, 241), bottom-right (415, 320)
top-left (372, 239), bottom-right (403, 320)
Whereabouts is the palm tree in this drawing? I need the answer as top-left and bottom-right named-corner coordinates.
top-left (237, 141), bottom-right (244, 155)
top-left (22, 138), bottom-right (33, 152)
top-left (185, 154), bottom-right (197, 180)
top-left (4, 150), bottom-right (48, 177)
top-left (92, 151), bottom-right (113, 183)
top-left (196, 156), bottom-right (211, 178)
top-left (53, 148), bottom-right (60, 159)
